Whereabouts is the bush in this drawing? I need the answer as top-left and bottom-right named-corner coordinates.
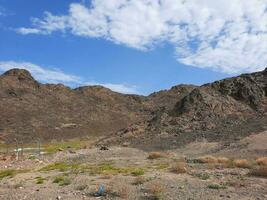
top-left (147, 181), bottom-right (165, 200)
top-left (207, 183), bottom-right (226, 190)
top-left (35, 176), bottom-right (46, 184)
top-left (131, 168), bottom-right (145, 176)
top-left (0, 169), bottom-right (29, 180)
top-left (233, 159), bottom-right (251, 169)
top-left (193, 173), bottom-right (210, 180)
top-left (170, 162), bottom-right (187, 174)
top-left (133, 176), bottom-right (146, 185)
top-left (196, 156), bottom-right (218, 164)
top-left (76, 184), bottom-right (88, 191)
top-left (217, 157), bottom-right (230, 164)
top-left (53, 176), bottom-right (71, 186)
top-left (148, 152), bottom-right (165, 159)
top-left (256, 157), bottom-right (267, 166)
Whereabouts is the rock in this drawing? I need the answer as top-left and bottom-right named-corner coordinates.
top-left (100, 146), bottom-right (109, 151)
top-left (69, 150), bottom-right (76, 154)
top-left (56, 196), bottom-right (62, 200)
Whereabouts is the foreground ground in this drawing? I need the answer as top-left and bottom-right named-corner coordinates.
top-left (0, 132), bottom-right (267, 200)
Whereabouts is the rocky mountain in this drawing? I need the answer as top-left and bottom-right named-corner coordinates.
top-left (0, 69), bottom-right (150, 142)
top-left (99, 68), bottom-right (267, 150)
top-left (0, 68), bottom-right (266, 148)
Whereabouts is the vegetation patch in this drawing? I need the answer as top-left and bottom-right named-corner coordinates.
top-left (193, 173), bottom-right (210, 180)
top-left (88, 163), bottom-right (145, 176)
top-left (35, 176), bottom-right (46, 184)
top-left (207, 183), bottom-right (226, 190)
top-left (0, 169), bottom-right (29, 180)
top-left (131, 168), bottom-right (145, 176)
top-left (39, 162), bottom-right (81, 172)
top-left (233, 159), bottom-right (252, 169)
top-left (154, 163), bottom-right (170, 170)
top-left (170, 162), bottom-right (187, 174)
top-left (147, 181), bottom-right (165, 200)
top-left (195, 155), bottom-right (218, 164)
top-left (256, 157), bottom-right (267, 166)
top-left (148, 152), bottom-right (165, 160)
top-left (132, 176), bottom-right (146, 185)
top-left (53, 176), bottom-right (71, 186)
top-left (44, 140), bottom-right (87, 154)
top-left (76, 184), bottom-right (88, 191)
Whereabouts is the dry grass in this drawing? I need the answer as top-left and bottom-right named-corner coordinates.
top-left (170, 162), bottom-right (187, 174)
top-left (133, 176), bottom-right (146, 185)
top-left (196, 155), bottom-right (218, 164)
top-left (148, 152), bottom-right (165, 159)
top-left (217, 157), bottom-right (230, 164)
top-left (116, 185), bottom-right (131, 199)
top-left (256, 157), bottom-right (267, 166)
top-left (147, 181), bottom-right (165, 200)
top-left (249, 166), bottom-right (267, 177)
top-left (233, 159), bottom-right (251, 169)
top-left (106, 180), bottom-right (132, 199)
top-left (195, 156), bottom-right (253, 169)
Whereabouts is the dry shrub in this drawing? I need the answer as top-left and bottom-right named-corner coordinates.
top-left (233, 159), bottom-right (251, 168)
top-left (148, 152), bottom-right (165, 160)
top-left (196, 155), bottom-right (218, 164)
top-left (106, 179), bottom-right (132, 199)
top-left (116, 185), bottom-right (131, 199)
top-left (133, 176), bottom-right (146, 185)
top-left (217, 157), bottom-right (230, 164)
top-left (249, 166), bottom-right (267, 177)
top-left (147, 181), bottom-right (165, 199)
top-left (256, 157), bottom-right (267, 166)
top-left (171, 162), bottom-right (187, 174)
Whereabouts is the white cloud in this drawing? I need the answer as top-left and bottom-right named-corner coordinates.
top-left (17, 27), bottom-right (44, 35)
top-left (17, 0), bottom-right (267, 73)
top-left (0, 61), bottom-right (81, 84)
top-left (0, 61), bottom-right (139, 94)
top-left (85, 81), bottom-right (138, 94)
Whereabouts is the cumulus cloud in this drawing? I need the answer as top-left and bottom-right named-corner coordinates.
top-left (17, 0), bottom-right (267, 74)
top-left (0, 61), bottom-right (139, 94)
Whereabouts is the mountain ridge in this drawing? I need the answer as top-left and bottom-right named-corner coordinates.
top-left (0, 68), bottom-right (266, 148)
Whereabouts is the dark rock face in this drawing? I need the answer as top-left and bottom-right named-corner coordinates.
top-left (99, 68), bottom-right (267, 150)
top-left (174, 69), bottom-right (267, 117)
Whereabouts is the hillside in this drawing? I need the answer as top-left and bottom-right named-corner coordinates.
top-left (0, 68), bottom-right (266, 147)
top-left (0, 69), bottom-right (150, 142)
top-left (99, 68), bottom-right (267, 150)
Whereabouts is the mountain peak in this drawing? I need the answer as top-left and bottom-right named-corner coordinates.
top-left (2, 68), bottom-right (35, 81)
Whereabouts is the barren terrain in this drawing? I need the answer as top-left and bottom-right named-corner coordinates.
top-left (0, 131), bottom-right (266, 200)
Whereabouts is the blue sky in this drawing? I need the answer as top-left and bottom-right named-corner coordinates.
top-left (0, 0), bottom-right (266, 95)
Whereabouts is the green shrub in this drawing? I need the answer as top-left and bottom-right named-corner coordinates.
top-left (53, 176), bottom-right (71, 186)
top-left (131, 169), bottom-right (145, 176)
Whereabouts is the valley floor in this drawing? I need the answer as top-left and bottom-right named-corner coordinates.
top-left (0, 132), bottom-right (267, 200)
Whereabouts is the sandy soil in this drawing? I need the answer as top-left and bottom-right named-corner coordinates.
top-left (0, 133), bottom-right (267, 200)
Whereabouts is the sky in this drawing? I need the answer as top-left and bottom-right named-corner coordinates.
top-left (0, 0), bottom-right (266, 95)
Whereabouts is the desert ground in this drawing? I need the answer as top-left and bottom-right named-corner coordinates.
top-left (0, 132), bottom-right (266, 200)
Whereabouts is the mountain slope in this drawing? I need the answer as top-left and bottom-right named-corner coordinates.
top-left (0, 69), bottom-right (149, 142)
top-left (0, 68), bottom-right (266, 147)
top-left (99, 68), bottom-right (267, 150)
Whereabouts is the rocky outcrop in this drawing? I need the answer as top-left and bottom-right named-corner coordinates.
top-left (99, 68), bottom-right (267, 150)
